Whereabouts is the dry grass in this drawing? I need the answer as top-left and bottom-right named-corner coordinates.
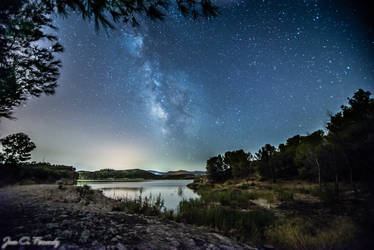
top-left (265, 216), bottom-right (358, 250)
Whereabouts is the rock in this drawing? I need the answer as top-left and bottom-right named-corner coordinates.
top-left (44, 234), bottom-right (52, 240)
top-left (60, 229), bottom-right (73, 239)
top-left (46, 223), bottom-right (58, 229)
top-left (116, 243), bottom-right (127, 250)
top-left (59, 214), bottom-right (69, 219)
top-left (211, 233), bottom-right (231, 245)
top-left (207, 243), bottom-right (217, 249)
top-left (166, 237), bottom-right (180, 247)
top-left (263, 244), bottom-right (274, 249)
top-left (79, 229), bottom-right (90, 244)
top-left (109, 227), bottom-right (117, 235)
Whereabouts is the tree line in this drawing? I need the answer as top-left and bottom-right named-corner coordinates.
top-left (78, 168), bottom-right (157, 180)
top-left (206, 89), bottom-right (374, 193)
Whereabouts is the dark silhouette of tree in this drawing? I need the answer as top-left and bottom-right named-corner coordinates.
top-left (224, 150), bottom-right (252, 178)
top-left (275, 135), bottom-right (302, 179)
top-left (203, 89), bottom-right (374, 199)
top-left (0, 0), bottom-right (218, 120)
top-left (48, 0), bottom-right (218, 29)
top-left (0, 132), bottom-right (36, 164)
top-left (0, 0), bottom-right (63, 119)
top-left (256, 144), bottom-right (276, 183)
top-left (295, 130), bottom-right (324, 186)
top-left (326, 89), bottom-right (374, 191)
top-left (206, 155), bottom-right (231, 183)
top-left (0, 152), bottom-right (4, 163)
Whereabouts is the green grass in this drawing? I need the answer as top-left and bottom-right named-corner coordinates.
top-left (177, 198), bottom-right (276, 243)
top-left (113, 192), bottom-right (170, 217)
top-left (196, 189), bottom-right (260, 208)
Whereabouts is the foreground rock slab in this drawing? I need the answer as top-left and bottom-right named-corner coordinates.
top-left (0, 185), bottom-right (255, 249)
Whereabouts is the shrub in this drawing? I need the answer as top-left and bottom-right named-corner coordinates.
top-left (76, 185), bottom-right (95, 201)
top-left (116, 193), bottom-right (166, 216)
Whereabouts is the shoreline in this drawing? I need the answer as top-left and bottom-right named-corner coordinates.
top-left (0, 184), bottom-right (254, 249)
top-left (78, 178), bottom-right (197, 183)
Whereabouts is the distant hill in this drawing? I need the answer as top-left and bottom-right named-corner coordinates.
top-left (163, 170), bottom-right (205, 176)
top-left (164, 170), bottom-right (191, 176)
top-left (148, 169), bottom-right (206, 179)
top-left (78, 168), bottom-right (158, 180)
top-left (78, 168), bottom-right (205, 181)
top-left (147, 170), bottom-right (165, 175)
top-left (190, 171), bottom-right (206, 176)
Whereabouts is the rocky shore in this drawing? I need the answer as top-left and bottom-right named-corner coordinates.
top-left (0, 185), bottom-right (254, 249)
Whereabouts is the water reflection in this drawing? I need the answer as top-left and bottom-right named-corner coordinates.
top-left (79, 179), bottom-right (199, 210)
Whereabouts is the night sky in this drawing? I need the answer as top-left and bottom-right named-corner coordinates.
top-left (1, 0), bottom-right (373, 171)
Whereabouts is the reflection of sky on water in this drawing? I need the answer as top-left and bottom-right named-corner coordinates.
top-left (82, 179), bottom-right (200, 210)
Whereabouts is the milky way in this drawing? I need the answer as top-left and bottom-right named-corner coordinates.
top-left (1, 0), bottom-right (373, 171)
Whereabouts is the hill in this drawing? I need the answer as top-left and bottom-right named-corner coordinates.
top-left (147, 170), bottom-right (165, 175)
top-left (78, 169), bottom-right (205, 180)
top-left (78, 169), bottom-right (158, 180)
top-left (159, 170), bottom-right (205, 179)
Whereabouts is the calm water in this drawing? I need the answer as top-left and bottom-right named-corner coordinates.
top-left (79, 179), bottom-right (200, 210)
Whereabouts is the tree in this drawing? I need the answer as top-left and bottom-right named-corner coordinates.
top-left (0, 0), bottom-right (63, 119)
top-left (224, 150), bottom-right (252, 178)
top-left (256, 144), bottom-right (276, 183)
top-left (326, 89), bottom-right (374, 189)
top-left (269, 135), bottom-right (302, 180)
top-left (0, 0), bottom-right (217, 120)
top-left (295, 130), bottom-right (324, 186)
top-left (0, 132), bottom-right (36, 164)
top-left (0, 152), bottom-right (4, 163)
top-left (206, 155), bottom-right (231, 183)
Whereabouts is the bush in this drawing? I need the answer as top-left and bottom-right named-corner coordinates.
top-left (76, 185), bottom-right (95, 201)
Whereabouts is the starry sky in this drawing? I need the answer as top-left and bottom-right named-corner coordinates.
top-left (1, 0), bottom-right (373, 171)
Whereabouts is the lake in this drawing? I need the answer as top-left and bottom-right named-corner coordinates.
top-left (79, 179), bottom-right (200, 211)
